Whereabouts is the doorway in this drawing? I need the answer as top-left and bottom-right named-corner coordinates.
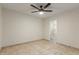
top-left (49, 19), bottom-right (57, 42)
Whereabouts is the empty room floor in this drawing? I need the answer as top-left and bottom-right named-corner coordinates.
top-left (0, 39), bottom-right (79, 55)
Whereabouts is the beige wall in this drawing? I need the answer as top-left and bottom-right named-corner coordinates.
top-left (46, 8), bottom-right (79, 48)
top-left (0, 6), bottom-right (2, 50)
top-left (2, 8), bottom-right (44, 47)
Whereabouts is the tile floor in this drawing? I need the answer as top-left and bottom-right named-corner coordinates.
top-left (0, 39), bottom-right (79, 55)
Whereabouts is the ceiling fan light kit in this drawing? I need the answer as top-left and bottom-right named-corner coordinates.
top-left (30, 3), bottom-right (52, 14)
top-left (39, 11), bottom-right (44, 15)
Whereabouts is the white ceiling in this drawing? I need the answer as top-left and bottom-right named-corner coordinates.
top-left (1, 3), bottom-right (79, 19)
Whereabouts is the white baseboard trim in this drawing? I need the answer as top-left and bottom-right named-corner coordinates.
top-left (2, 39), bottom-right (46, 48)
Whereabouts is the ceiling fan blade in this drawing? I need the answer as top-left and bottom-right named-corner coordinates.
top-left (32, 11), bottom-right (39, 13)
top-left (43, 10), bottom-right (52, 12)
top-left (44, 3), bottom-right (51, 9)
top-left (31, 4), bottom-right (40, 10)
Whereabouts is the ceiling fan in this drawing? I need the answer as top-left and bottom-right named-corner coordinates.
top-left (30, 3), bottom-right (52, 13)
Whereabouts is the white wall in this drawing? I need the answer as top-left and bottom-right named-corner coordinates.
top-left (2, 7), bottom-right (79, 49)
top-left (0, 6), bottom-right (2, 50)
top-left (46, 8), bottom-right (79, 48)
top-left (2, 8), bottom-right (43, 47)
top-left (43, 19), bottom-right (50, 40)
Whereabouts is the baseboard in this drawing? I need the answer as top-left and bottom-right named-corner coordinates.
top-left (56, 42), bottom-right (79, 50)
top-left (2, 39), bottom-right (46, 49)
